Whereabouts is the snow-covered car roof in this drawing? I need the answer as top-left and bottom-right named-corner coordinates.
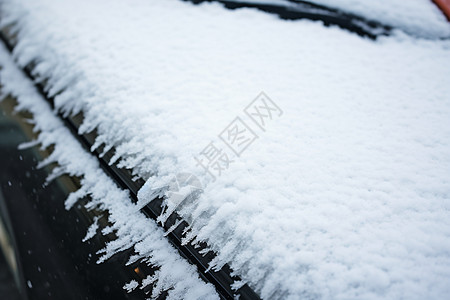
top-left (1, 0), bottom-right (450, 299)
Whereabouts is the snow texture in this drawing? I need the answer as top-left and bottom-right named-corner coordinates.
top-left (0, 43), bottom-right (219, 300)
top-left (2, 0), bottom-right (450, 299)
top-left (124, 280), bottom-right (139, 293)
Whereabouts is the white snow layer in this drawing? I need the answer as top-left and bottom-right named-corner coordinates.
top-left (0, 43), bottom-right (219, 300)
top-left (1, 0), bottom-right (450, 299)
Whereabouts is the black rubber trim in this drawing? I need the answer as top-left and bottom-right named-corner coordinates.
top-left (185, 0), bottom-right (391, 39)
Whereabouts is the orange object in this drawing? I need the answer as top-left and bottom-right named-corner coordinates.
top-left (433, 0), bottom-right (450, 21)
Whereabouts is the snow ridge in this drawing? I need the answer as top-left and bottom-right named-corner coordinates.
top-left (0, 42), bottom-right (219, 300)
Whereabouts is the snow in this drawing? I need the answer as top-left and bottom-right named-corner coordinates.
top-left (1, 0), bottom-right (450, 299)
top-left (0, 43), bottom-right (219, 300)
top-left (82, 217), bottom-right (99, 242)
top-left (123, 280), bottom-right (139, 293)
